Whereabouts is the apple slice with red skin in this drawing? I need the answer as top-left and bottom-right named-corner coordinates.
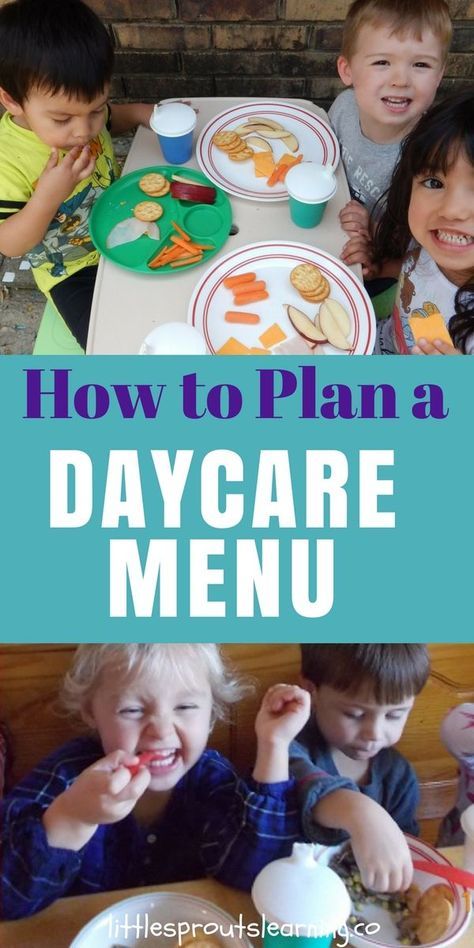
top-left (170, 178), bottom-right (216, 204)
top-left (126, 751), bottom-right (156, 776)
top-left (286, 304), bottom-right (327, 344)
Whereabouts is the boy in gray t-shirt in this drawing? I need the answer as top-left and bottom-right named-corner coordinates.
top-left (328, 0), bottom-right (451, 278)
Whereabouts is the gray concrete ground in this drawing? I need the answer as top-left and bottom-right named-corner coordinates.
top-left (0, 135), bottom-right (132, 356)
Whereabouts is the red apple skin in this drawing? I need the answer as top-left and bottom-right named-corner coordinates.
top-left (170, 182), bottom-right (216, 204)
top-left (286, 305), bottom-right (327, 344)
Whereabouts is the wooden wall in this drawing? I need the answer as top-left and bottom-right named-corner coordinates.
top-left (1, 643), bottom-right (474, 843)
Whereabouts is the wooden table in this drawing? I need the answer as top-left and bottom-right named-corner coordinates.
top-left (87, 96), bottom-right (356, 354)
top-left (1, 848), bottom-right (472, 948)
top-left (0, 878), bottom-right (258, 948)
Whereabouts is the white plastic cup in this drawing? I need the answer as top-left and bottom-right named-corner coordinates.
top-left (285, 162), bottom-right (337, 228)
top-left (139, 322), bottom-right (207, 355)
top-left (150, 103), bottom-right (197, 164)
top-left (461, 804), bottom-right (474, 871)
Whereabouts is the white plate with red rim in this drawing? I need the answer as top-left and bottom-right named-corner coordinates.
top-left (196, 100), bottom-right (340, 202)
top-left (187, 240), bottom-right (376, 355)
top-left (69, 891), bottom-right (254, 948)
top-left (315, 835), bottom-right (472, 948)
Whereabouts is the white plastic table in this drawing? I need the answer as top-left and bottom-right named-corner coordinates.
top-left (87, 97), bottom-right (358, 354)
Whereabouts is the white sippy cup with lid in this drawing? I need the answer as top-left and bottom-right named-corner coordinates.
top-left (252, 842), bottom-right (351, 948)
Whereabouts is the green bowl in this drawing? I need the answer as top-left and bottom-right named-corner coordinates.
top-left (89, 165), bottom-right (232, 275)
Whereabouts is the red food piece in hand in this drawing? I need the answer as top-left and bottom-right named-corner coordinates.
top-left (126, 751), bottom-right (156, 776)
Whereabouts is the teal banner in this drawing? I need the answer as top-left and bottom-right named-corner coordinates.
top-left (1, 356), bottom-right (472, 641)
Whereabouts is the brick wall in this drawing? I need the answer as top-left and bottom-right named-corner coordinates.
top-left (80, 0), bottom-right (474, 110)
top-left (0, 0), bottom-right (471, 108)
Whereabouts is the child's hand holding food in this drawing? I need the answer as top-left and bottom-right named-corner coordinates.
top-left (314, 790), bottom-right (413, 893)
top-left (42, 749), bottom-right (151, 850)
top-left (349, 799), bottom-right (414, 893)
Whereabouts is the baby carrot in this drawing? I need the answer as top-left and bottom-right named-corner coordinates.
top-left (170, 253), bottom-right (203, 267)
top-left (278, 154), bottom-right (303, 182)
top-left (170, 234), bottom-right (201, 253)
top-left (148, 245), bottom-right (185, 268)
top-left (225, 311), bottom-right (261, 324)
top-left (234, 289), bottom-right (269, 305)
top-left (223, 272), bottom-right (256, 288)
top-left (232, 279), bottom-right (266, 296)
top-left (171, 220), bottom-right (191, 241)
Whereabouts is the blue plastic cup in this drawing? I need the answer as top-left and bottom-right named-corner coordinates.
top-left (150, 103), bottom-right (197, 165)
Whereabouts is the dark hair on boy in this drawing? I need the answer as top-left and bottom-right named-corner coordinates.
top-left (372, 86), bottom-right (474, 354)
top-left (0, 0), bottom-right (114, 105)
top-left (341, 0), bottom-right (452, 61)
top-left (300, 644), bottom-right (430, 705)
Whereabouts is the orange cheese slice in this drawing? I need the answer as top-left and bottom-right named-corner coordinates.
top-left (252, 152), bottom-right (275, 178)
top-left (249, 346), bottom-right (271, 355)
top-left (278, 153), bottom-right (301, 166)
top-left (259, 323), bottom-right (287, 348)
top-left (408, 312), bottom-right (452, 345)
top-left (216, 337), bottom-right (251, 355)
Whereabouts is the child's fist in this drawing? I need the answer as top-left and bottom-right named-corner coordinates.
top-left (256, 683), bottom-right (310, 744)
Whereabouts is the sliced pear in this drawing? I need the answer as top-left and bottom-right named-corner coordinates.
top-left (318, 299), bottom-right (352, 350)
top-left (287, 305), bottom-right (327, 343)
top-left (279, 132), bottom-right (299, 152)
top-left (245, 136), bottom-right (273, 152)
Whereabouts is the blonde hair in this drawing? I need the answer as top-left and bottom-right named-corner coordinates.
top-left (342, 0), bottom-right (452, 62)
top-left (61, 643), bottom-right (251, 724)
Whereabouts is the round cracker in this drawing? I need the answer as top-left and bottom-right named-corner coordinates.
top-left (228, 147), bottom-right (254, 161)
top-left (213, 130), bottom-right (239, 149)
top-left (404, 882), bottom-right (422, 914)
top-left (416, 896), bottom-right (453, 943)
top-left (139, 172), bottom-right (167, 195)
top-left (418, 882), bottom-right (456, 910)
top-left (299, 277), bottom-right (331, 302)
top-left (133, 200), bottom-right (163, 222)
top-left (146, 181), bottom-right (170, 197)
top-left (290, 263), bottom-right (325, 294)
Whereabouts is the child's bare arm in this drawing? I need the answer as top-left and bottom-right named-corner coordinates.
top-left (42, 749), bottom-right (150, 851)
top-left (253, 683), bottom-right (310, 783)
top-left (108, 102), bottom-right (154, 135)
top-left (0, 146), bottom-right (95, 258)
top-left (314, 790), bottom-right (413, 892)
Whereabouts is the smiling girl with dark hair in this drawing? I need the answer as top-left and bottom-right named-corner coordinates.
top-left (373, 85), bottom-right (474, 354)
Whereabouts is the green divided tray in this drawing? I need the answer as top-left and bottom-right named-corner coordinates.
top-left (89, 165), bottom-right (232, 275)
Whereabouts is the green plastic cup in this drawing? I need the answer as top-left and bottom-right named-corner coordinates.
top-left (263, 925), bottom-right (334, 948)
top-left (286, 162), bottom-right (337, 229)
